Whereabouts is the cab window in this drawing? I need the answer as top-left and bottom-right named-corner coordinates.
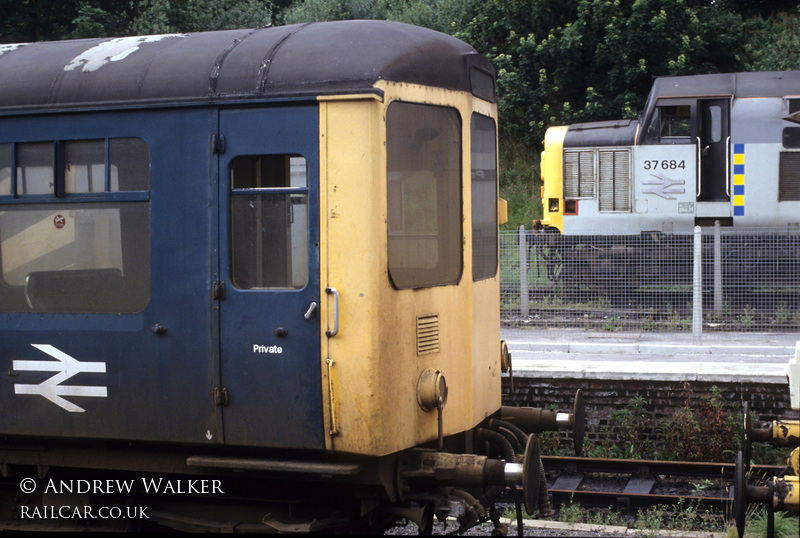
top-left (387, 102), bottom-right (462, 289)
top-left (644, 105), bottom-right (692, 144)
top-left (471, 113), bottom-right (498, 280)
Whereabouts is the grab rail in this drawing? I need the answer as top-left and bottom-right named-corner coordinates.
top-left (325, 287), bottom-right (339, 337)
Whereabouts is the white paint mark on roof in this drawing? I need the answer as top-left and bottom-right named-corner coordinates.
top-left (64, 34), bottom-right (185, 73)
top-left (0, 43), bottom-right (28, 57)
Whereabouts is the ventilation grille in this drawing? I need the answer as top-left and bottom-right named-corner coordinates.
top-left (416, 314), bottom-right (440, 356)
top-left (564, 149), bottom-right (595, 198)
top-left (598, 149), bottom-right (631, 212)
top-left (779, 152), bottom-right (800, 201)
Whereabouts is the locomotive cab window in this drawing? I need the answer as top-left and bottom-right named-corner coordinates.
top-left (0, 137), bottom-right (150, 313)
top-left (230, 154), bottom-right (309, 290)
top-left (387, 102), bottom-right (462, 289)
top-left (643, 105), bottom-right (692, 144)
top-left (783, 127), bottom-right (800, 149)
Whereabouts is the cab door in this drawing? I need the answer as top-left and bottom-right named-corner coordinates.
top-left (216, 105), bottom-right (323, 449)
top-left (697, 99), bottom-right (731, 202)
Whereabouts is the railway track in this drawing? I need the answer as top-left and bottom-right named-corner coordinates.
top-left (517, 456), bottom-right (786, 511)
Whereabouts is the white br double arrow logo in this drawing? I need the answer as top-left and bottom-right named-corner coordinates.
top-left (13, 345), bottom-right (107, 413)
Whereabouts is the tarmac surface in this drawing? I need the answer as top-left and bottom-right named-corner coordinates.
top-left (500, 326), bottom-right (799, 384)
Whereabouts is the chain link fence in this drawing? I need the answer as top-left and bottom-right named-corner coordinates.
top-left (500, 226), bottom-right (800, 333)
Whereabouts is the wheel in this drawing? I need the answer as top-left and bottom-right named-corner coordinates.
top-left (522, 434), bottom-right (541, 516)
top-left (573, 389), bottom-right (586, 457)
top-left (734, 451), bottom-right (747, 538)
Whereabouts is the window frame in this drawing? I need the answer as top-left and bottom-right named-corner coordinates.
top-left (0, 137), bottom-right (150, 314)
top-left (228, 153), bottom-right (310, 291)
top-left (386, 101), bottom-right (463, 290)
top-left (471, 112), bottom-right (498, 281)
top-left (642, 99), bottom-right (695, 145)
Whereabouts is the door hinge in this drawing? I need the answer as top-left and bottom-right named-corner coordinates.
top-left (212, 281), bottom-right (226, 301)
top-left (212, 134), bottom-right (226, 154)
top-left (213, 387), bottom-right (229, 406)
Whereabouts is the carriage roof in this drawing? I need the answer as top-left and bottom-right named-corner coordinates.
top-left (0, 20), bottom-right (494, 114)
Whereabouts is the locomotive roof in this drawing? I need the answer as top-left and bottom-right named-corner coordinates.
top-left (0, 20), bottom-right (494, 114)
top-left (650, 70), bottom-right (800, 99)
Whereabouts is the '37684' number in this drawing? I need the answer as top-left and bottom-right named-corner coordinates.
top-left (643, 160), bottom-right (685, 170)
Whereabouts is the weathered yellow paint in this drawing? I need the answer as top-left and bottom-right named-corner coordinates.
top-left (540, 126), bottom-right (568, 231)
top-left (775, 475), bottom-right (799, 511)
top-left (498, 197), bottom-right (508, 226)
top-left (788, 447), bottom-right (799, 476)
top-left (772, 420), bottom-right (800, 446)
top-left (317, 82), bottom-right (501, 456)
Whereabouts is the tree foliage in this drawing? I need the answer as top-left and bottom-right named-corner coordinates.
top-left (0, 1), bottom-right (277, 41)
top-left (280, 0), bottom-right (473, 34)
top-left (453, 0), bottom-right (746, 147)
top-left (740, 8), bottom-right (800, 71)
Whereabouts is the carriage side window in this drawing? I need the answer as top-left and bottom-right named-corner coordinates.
top-left (65, 140), bottom-right (105, 193)
top-left (643, 105), bottom-right (692, 144)
top-left (0, 144), bottom-right (10, 195)
top-left (18, 142), bottom-right (55, 195)
top-left (65, 138), bottom-right (150, 193)
top-left (110, 138), bottom-right (150, 191)
top-left (230, 154), bottom-right (308, 290)
top-left (387, 102), bottom-right (462, 289)
top-left (471, 113), bottom-right (498, 280)
top-left (0, 137), bottom-right (150, 313)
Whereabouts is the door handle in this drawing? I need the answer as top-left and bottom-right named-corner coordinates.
top-left (325, 287), bottom-right (339, 337)
top-left (696, 137), bottom-right (702, 197)
top-left (726, 136), bottom-right (731, 198)
top-left (304, 302), bottom-right (318, 320)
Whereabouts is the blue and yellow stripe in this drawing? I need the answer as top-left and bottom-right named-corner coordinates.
top-left (733, 144), bottom-right (744, 216)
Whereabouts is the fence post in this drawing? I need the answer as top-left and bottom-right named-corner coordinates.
top-left (519, 225), bottom-right (529, 317)
top-left (693, 225), bottom-right (703, 342)
top-left (714, 220), bottom-right (722, 314)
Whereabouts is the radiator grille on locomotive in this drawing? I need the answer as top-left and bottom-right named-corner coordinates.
top-left (779, 151), bottom-right (800, 201)
top-left (563, 148), bottom-right (631, 211)
top-left (598, 149), bottom-right (631, 212)
top-left (564, 149), bottom-right (595, 198)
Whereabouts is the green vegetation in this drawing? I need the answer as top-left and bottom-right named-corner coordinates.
top-left (735, 509), bottom-right (800, 538)
top-left (499, 140), bottom-right (541, 230)
top-left (540, 388), bottom-right (791, 466)
top-left (546, 496), bottom-right (729, 536)
top-left (659, 384), bottom-right (739, 462)
top-left (507, 493), bottom-right (799, 537)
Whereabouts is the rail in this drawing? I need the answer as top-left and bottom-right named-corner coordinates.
top-left (506, 455), bottom-right (785, 511)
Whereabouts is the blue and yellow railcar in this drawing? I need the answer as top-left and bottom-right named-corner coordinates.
top-left (0, 20), bottom-right (556, 532)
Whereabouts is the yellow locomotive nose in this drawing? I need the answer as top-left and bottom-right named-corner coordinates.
top-left (540, 126), bottom-right (568, 232)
